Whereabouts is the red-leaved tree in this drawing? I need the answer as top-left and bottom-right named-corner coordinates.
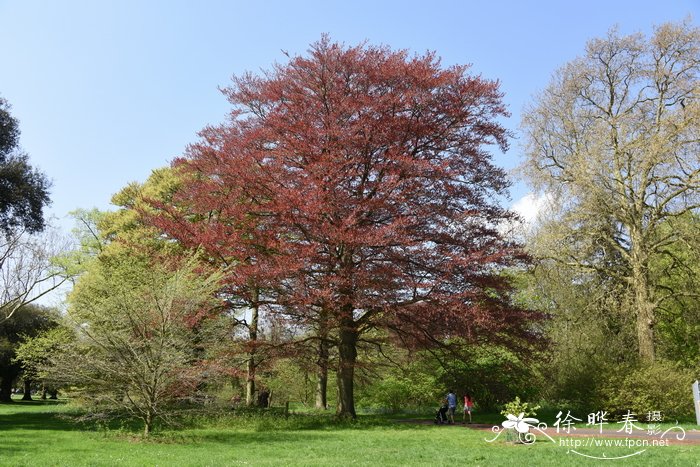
top-left (151, 37), bottom-right (539, 417)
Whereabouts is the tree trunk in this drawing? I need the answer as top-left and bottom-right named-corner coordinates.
top-left (144, 412), bottom-right (152, 437)
top-left (0, 377), bottom-right (13, 402)
top-left (315, 310), bottom-right (329, 410)
top-left (245, 288), bottom-right (260, 407)
top-left (629, 227), bottom-right (655, 362)
top-left (245, 357), bottom-right (256, 406)
top-left (21, 379), bottom-right (32, 401)
top-left (316, 358), bottom-right (328, 410)
top-left (632, 261), bottom-right (656, 362)
top-left (336, 320), bottom-right (357, 418)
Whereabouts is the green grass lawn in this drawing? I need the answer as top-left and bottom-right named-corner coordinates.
top-left (0, 399), bottom-right (698, 466)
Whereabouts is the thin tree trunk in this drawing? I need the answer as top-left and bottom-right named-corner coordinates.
top-left (245, 288), bottom-right (260, 406)
top-left (336, 318), bottom-right (357, 418)
top-left (21, 379), bottom-right (32, 401)
top-left (144, 412), bottom-right (152, 437)
top-left (315, 309), bottom-right (329, 410)
top-left (245, 355), bottom-right (256, 406)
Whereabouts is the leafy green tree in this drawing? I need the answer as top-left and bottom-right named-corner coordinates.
top-left (518, 259), bottom-right (634, 410)
top-left (649, 213), bottom-right (700, 365)
top-left (14, 326), bottom-right (71, 399)
top-left (51, 208), bottom-right (108, 281)
top-left (521, 21), bottom-right (700, 361)
top-left (597, 361), bottom-right (696, 419)
top-left (0, 97), bottom-right (50, 234)
top-left (0, 304), bottom-right (57, 402)
top-left (47, 255), bottom-right (221, 436)
top-left (118, 167), bottom-right (277, 408)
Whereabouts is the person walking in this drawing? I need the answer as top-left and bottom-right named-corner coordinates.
top-left (462, 393), bottom-right (474, 424)
top-left (446, 389), bottom-right (457, 424)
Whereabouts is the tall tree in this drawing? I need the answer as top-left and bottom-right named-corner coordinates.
top-left (0, 98), bottom-right (60, 324)
top-left (521, 21), bottom-right (700, 362)
top-left (0, 97), bottom-right (50, 234)
top-left (154, 37), bottom-right (537, 417)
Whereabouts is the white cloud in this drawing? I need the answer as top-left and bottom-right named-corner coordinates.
top-left (511, 192), bottom-right (552, 226)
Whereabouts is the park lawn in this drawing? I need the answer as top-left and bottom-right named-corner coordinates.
top-left (0, 400), bottom-right (698, 466)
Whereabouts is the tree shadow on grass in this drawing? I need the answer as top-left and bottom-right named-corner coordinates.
top-left (0, 439), bottom-right (94, 461)
top-left (191, 430), bottom-right (331, 445)
top-left (0, 401), bottom-right (144, 434)
top-left (0, 409), bottom-right (108, 432)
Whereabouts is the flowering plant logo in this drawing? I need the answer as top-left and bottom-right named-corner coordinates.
top-left (484, 409), bottom-right (687, 460)
top-left (486, 412), bottom-right (555, 445)
top-left (502, 413), bottom-right (538, 434)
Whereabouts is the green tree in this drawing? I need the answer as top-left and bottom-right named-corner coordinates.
top-left (14, 326), bottom-right (71, 399)
top-left (521, 21), bottom-right (700, 362)
top-left (0, 304), bottom-right (57, 402)
top-left (122, 167), bottom-right (277, 408)
top-left (0, 97), bottom-right (50, 234)
top-left (518, 259), bottom-right (635, 410)
top-left (649, 213), bottom-right (700, 365)
top-left (47, 255), bottom-right (221, 436)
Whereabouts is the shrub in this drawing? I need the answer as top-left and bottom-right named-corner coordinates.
top-left (358, 374), bottom-right (439, 412)
top-left (500, 396), bottom-right (541, 418)
top-left (597, 361), bottom-right (696, 421)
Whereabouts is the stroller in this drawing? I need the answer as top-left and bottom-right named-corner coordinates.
top-left (434, 400), bottom-right (449, 424)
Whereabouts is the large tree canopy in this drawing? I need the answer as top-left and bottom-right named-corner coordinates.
top-left (521, 21), bottom-right (700, 362)
top-left (0, 97), bottom-right (50, 234)
top-left (151, 37), bottom-right (538, 417)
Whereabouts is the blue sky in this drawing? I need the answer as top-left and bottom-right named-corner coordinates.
top-left (1, 0), bottom-right (698, 230)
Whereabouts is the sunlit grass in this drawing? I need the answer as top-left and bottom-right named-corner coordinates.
top-left (0, 399), bottom-right (697, 466)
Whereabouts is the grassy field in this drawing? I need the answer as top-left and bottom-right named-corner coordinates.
top-left (0, 399), bottom-right (698, 466)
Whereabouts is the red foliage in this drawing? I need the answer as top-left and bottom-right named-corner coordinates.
top-left (148, 37), bottom-right (541, 414)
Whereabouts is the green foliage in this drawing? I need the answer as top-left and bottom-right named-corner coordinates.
top-left (358, 373), bottom-right (439, 412)
top-left (103, 167), bottom-right (186, 259)
top-left (14, 326), bottom-right (73, 382)
top-left (0, 97), bottom-right (50, 234)
top-left (500, 396), bottom-right (540, 418)
top-left (434, 344), bottom-right (542, 410)
top-left (261, 358), bottom-right (328, 409)
top-left (650, 213), bottom-right (700, 366)
top-left (596, 361), bottom-right (696, 420)
top-left (352, 342), bottom-right (541, 413)
top-left (49, 254), bottom-right (222, 435)
top-left (51, 208), bottom-right (108, 278)
top-left (0, 304), bottom-right (58, 396)
top-left (517, 259), bottom-right (637, 411)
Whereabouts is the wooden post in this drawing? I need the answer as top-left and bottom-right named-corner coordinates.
top-left (692, 380), bottom-right (700, 426)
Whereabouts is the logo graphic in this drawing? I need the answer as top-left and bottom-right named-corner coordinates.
top-left (485, 410), bottom-right (687, 460)
top-left (486, 412), bottom-right (555, 445)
